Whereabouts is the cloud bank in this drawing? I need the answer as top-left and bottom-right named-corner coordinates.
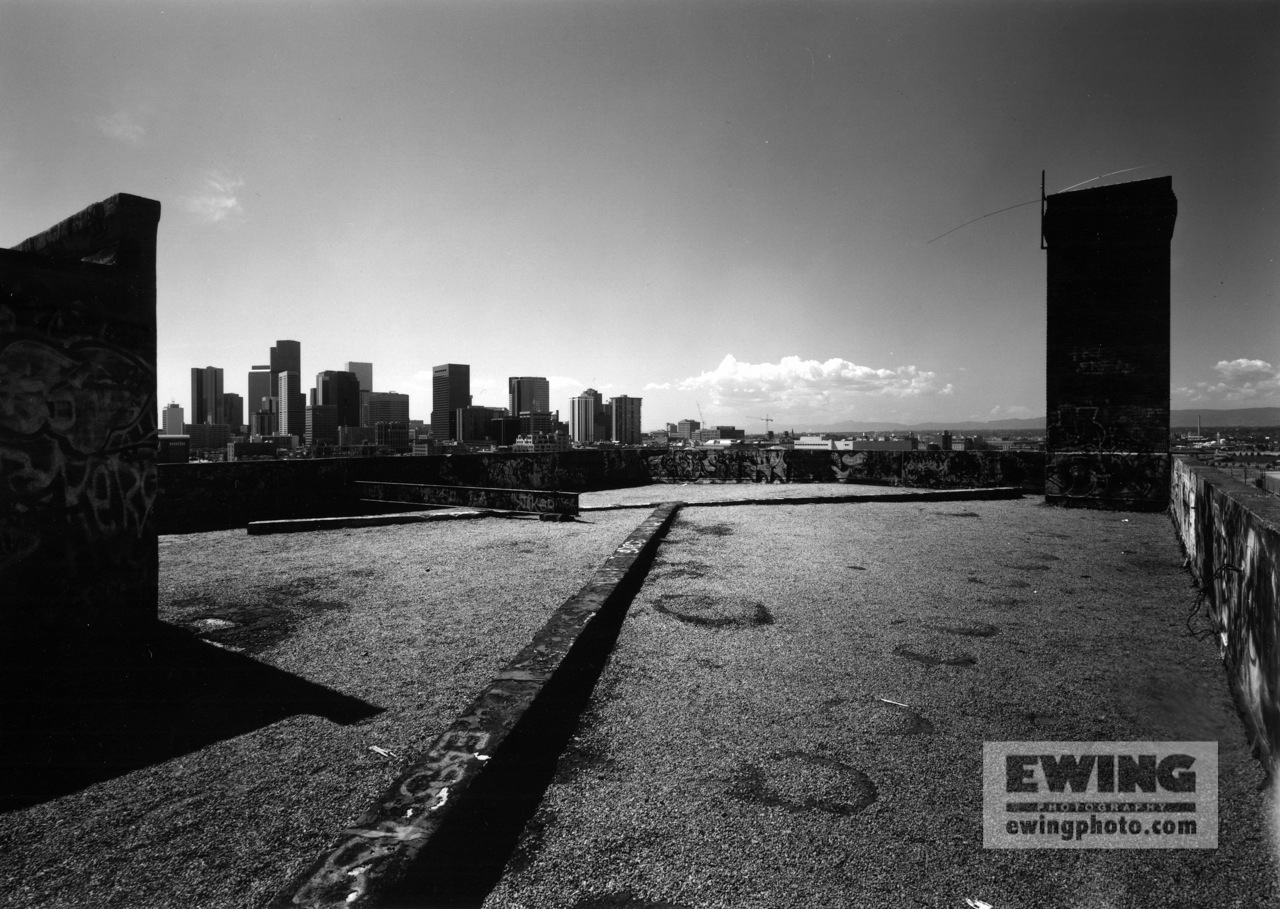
top-left (647, 354), bottom-right (952, 416)
top-left (1175, 358), bottom-right (1280, 405)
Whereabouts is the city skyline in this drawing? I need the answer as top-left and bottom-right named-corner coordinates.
top-left (3, 3), bottom-right (1276, 430)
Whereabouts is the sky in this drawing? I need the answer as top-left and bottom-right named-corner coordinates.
top-left (1, 0), bottom-right (1276, 431)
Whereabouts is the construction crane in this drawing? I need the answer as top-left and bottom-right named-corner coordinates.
top-left (750, 414), bottom-right (774, 432)
top-left (696, 401), bottom-right (705, 424)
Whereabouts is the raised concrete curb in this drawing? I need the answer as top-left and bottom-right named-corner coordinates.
top-left (580, 486), bottom-right (1026, 512)
top-left (270, 503), bottom-right (682, 908)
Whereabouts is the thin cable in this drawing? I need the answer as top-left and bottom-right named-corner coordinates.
top-left (1057, 165), bottom-right (1150, 194)
top-left (926, 198), bottom-right (1040, 244)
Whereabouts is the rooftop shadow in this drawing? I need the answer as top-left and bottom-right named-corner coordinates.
top-left (0, 621), bottom-right (383, 812)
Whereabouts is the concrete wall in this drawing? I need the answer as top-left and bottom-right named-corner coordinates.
top-left (1170, 456), bottom-right (1280, 772)
top-left (0, 194), bottom-right (161, 648)
top-left (156, 450), bottom-right (650, 533)
top-left (646, 447), bottom-right (1044, 490)
top-left (157, 448), bottom-right (1044, 533)
top-left (1044, 176), bottom-right (1176, 510)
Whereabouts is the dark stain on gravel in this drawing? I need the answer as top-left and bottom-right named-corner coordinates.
top-left (1003, 579), bottom-right (1032, 589)
top-left (687, 521), bottom-right (735, 537)
top-left (893, 647), bottom-right (977, 667)
top-left (652, 594), bottom-right (773, 628)
top-left (656, 560), bottom-right (713, 579)
top-left (928, 622), bottom-right (999, 638)
top-left (168, 586), bottom-right (349, 653)
top-left (1001, 563), bottom-right (1052, 571)
top-left (940, 511), bottom-right (981, 518)
top-left (729, 751), bottom-right (877, 816)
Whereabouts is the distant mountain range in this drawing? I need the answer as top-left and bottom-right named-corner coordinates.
top-left (793, 407), bottom-right (1280, 435)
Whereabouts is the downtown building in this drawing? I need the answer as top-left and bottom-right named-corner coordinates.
top-left (431, 364), bottom-right (471, 441)
top-left (610, 395), bottom-right (642, 445)
top-left (190, 366), bottom-right (224, 425)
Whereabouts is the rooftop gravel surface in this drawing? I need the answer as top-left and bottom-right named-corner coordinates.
top-left (484, 497), bottom-right (1279, 909)
top-left (2, 508), bottom-right (642, 909)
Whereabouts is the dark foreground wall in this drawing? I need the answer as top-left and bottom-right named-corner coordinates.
top-left (157, 448), bottom-right (1044, 533)
top-left (1044, 176), bottom-right (1176, 511)
top-left (0, 194), bottom-right (161, 649)
top-left (1170, 456), bottom-right (1280, 772)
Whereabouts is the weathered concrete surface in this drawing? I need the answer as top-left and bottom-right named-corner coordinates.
top-left (357, 481), bottom-right (580, 516)
top-left (1171, 455), bottom-right (1280, 774)
top-left (1044, 176), bottom-right (1176, 511)
top-left (2, 508), bottom-right (647, 908)
top-left (0, 193), bottom-right (162, 651)
top-left (485, 498), bottom-right (1276, 909)
top-left (272, 504), bottom-right (679, 908)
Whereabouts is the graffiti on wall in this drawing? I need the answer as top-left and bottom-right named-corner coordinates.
top-left (357, 481), bottom-right (579, 515)
top-left (1, 252), bottom-right (158, 633)
top-left (1169, 457), bottom-right (1280, 772)
top-left (1044, 452), bottom-right (1169, 508)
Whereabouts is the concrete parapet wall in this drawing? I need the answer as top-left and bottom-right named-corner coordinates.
top-left (646, 447), bottom-right (1045, 490)
top-left (1, 194), bottom-right (161, 648)
top-left (158, 449), bottom-right (1044, 533)
top-left (1170, 456), bottom-right (1280, 771)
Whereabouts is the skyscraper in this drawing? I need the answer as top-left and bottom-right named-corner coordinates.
top-left (569, 394), bottom-right (595, 443)
top-left (269, 340), bottom-right (301, 400)
top-left (345, 361), bottom-right (373, 426)
top-left (508, 376), bottom-right (550, 417)
top-left (315, 370), bottom-right (362, 428)
top-left (223, 393), bottom-right (244, 433)
top-left (162, 402), bottom-right (184, 436)
top-left (190, 366), bottom-right (224, 425)
top-left (610, 395), bottom-right (642, 445)
top-left (247, 364), bottom-right (272, 431)
top-left (278, 371), bottom-right (305, 438)
top-left (344, 361), bottom-right (373, 392)
top-left (431, 364), bottom-right (471, 440)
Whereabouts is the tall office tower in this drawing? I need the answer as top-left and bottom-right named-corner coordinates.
top-left (247, 364), bottom-right (272, 431)
top-left (190, 366), bottom-right (224, 425)
top-left (569, 395), bottom-right (595, 443)
top-left (269, 340), bottom-right (301, 399)
top-left (367, 392), bottom-right (410, 426)
top-left (223, 393), bottom-right (244, 433)
top-left (344, 361), bottom-right (373, 392)
top-left (610, 395), bottom-right (642, 445)
top-left (581, 387), bottom-right (609, 441)
top-left (431, 364), bottom-right (471, 440)
top-left (277, 371), bottom-right (306, 438)
top-left (345, 361), bottom-right (373, 426)
top-left (508, 376), bottom-right (550, 417)
top-left (315, 370), bottom-right (362, 428)
top-left (162, 402), bottom-right (184, 436)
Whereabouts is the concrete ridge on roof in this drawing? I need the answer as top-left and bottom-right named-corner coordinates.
top-left (270, 502), bottom-right (682, 908)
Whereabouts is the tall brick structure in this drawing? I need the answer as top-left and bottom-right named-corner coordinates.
top-left (0, 194), bottom-right (161, 656)
top-left (1043, 176), bottom-right (1177, 510)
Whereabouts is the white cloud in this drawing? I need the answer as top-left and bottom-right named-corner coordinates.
top-left (181, 170), bottom-right (245, 224)
top-left (1175, 358), bottom-right (1280, 405)
top-left (97, 109), bottom-right (146, 144)
top-left (670, 354), bottom-right (953, 411)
